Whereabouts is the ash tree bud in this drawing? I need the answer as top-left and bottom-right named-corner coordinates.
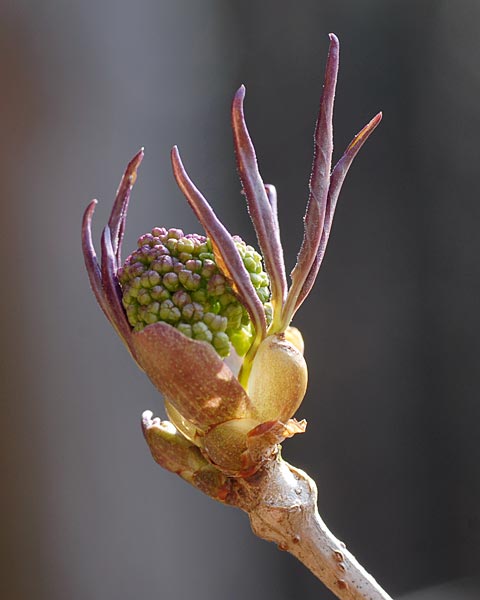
top-left (82, 34), bottom-right (381, 481)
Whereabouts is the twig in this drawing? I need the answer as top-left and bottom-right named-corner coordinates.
top-left (229, 458), bottom-right (393, 600)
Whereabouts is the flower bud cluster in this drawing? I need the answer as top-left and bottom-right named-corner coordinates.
top-left (118, 227), bottom-right (270, 357)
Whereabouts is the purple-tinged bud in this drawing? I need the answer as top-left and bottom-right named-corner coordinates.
top-left (138, 233), bottom-right (155, 247)
top-left (150, 285), bottom-right (170, 302)
top-left (167, 228), bottom-right (183, 239)
top-left (151, 226), bottom-right (167, 238)
top-left (207, 273), bottom-right (226, 296)
top-left (182, 302), bottom-right (204, 322)
top-left (163, 272), bottom-right (179, 291)
top-left (178, 269), bottom-right (201, 291)
top-left (152, 255), bottom-right (174, 274)
top-left (172, 290), bottom-right (191, 308)
top-left (185, 259), bottom-right (202, 273)
top-left (201, 259), bottom-right (216, 279)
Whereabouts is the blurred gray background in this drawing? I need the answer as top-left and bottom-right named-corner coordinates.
top-left (1, 1), bottom-right (479, 599)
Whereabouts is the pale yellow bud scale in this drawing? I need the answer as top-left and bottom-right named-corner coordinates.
top-left (247, 333), bottom-right (308, 424)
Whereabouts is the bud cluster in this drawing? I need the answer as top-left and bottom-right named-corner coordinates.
top-left (117, 227), bottom-right (270, 357)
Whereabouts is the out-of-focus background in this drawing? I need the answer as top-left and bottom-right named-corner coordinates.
top-left (1, 1), bottom-right (479, 599)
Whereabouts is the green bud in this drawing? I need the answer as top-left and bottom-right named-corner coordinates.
top-left (192, 321), bottom-right (213, 343)
top-left (119, 229), bottom-right (272, 358)
top-left (177, 323), bottom-right (193, 338)
top-left (163, 272), bottom-right (179, 291)
top-left (151, 285), bottom-right (170, 302)
top-left (159, 299), bottom-right (181, 323)
top-left (204, 312), bottom-right (227, 332)
top-left (212, 332), bottom-right (230, 356)
top-left (137, 288), bottom-right (152, 306)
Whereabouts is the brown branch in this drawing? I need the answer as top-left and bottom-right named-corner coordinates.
top-left (228, 458), bottom-right (394, 600)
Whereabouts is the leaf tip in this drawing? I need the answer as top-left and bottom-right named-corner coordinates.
top-left (82, 199), bottom-right (98, 238)
top-left (127, 148), bottom-right (144, 186)
top-left (233, 85), bottom-right (246, 112)
top-left (328, 32), bottom-right (339, 45)
top-left (171, 145), bottom-right (184, 179)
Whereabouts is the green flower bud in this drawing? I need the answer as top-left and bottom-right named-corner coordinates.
top-left (119, 228), bottom-right (272, 358)
top-left (192, 321), bottom-right (213, 343)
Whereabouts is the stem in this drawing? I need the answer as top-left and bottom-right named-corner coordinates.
top-left (143, 416), bottom-right (395, 599)
top-left (231, 458), bottom-right (393, 600)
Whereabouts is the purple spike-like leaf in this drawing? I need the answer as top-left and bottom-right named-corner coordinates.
top-left (82, 199), bottom-right (115, 324)
top-left (231, 87), bottom-right (287, 312)
top-left (171, 146), bottom-right (267, 340)
top-left (100, 225), bottom-right (136, 356)
top-left (108, 148), bottom-right (144, 268)
top-left (295, 111), bottom-right (383, 311)
top-left (282, 33), bottom-right (339, 329)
